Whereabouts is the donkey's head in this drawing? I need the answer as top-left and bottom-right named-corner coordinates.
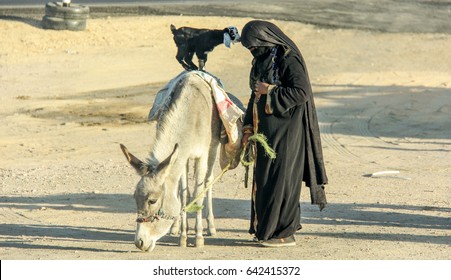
top-left (120, 143), bottom-right (180, 252)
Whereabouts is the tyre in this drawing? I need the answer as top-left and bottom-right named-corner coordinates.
top-left (45, 2), bottom-right (90, 20)
top-left (42, 15), bottom-right (87, 31)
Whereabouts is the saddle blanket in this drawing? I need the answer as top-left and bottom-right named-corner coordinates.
top-left (148, 71), bottom-right (245, 169)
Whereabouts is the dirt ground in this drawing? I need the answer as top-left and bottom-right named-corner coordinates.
top-left (0, 14), bottom-right (450, 262)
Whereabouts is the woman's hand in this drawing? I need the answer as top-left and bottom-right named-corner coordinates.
top-left (242, 132), bottom-right (252, 146)
top-left (254, 81), bottom-right (270, 95)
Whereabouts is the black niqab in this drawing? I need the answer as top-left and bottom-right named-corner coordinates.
top-left (241, 20), bottom-right (302, 57)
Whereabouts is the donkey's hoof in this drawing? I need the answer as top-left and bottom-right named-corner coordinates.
top-left (179, 236), bottom-right (187, 247)
top-left (195, 236), bottom-right (204, 247)
top-left (208, 228), bottom-right (217, 236)
top-left (170, 221), bottom-right (181, 235)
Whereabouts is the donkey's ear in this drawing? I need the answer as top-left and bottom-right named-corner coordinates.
top-left (156, 144), bottom-right (179, 177)
top-left (120, 144), bottom-right (148, 176)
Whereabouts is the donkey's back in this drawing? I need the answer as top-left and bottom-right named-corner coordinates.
top-left (161, 73), bottom-right (221, 159)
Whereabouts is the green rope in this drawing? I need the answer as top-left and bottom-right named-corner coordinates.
top-left (184, 132), bottom-right (276, 212)
top-left (240, 133), bottom-right (277, 189)
top-left (183, 162), bottom-right (231, 213)
top-left (240, 133), bottom-right (276, 166)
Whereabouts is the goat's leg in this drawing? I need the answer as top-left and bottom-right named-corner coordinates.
top-left (198, 59), bottom-right (206, 71)
top-left (197, 52), bottom-right (208, 71)
top-left (184, 52), bottom-right (198, 70)
top-left (176, 48), bottom-right (192, 70)
top-left (178, 163), bottom-right (189, 247)
top-left (193, 157), bottom-right (208, 247)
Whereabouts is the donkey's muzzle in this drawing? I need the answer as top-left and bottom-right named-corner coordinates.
top-left (135, 238), bottom-right (155, 252)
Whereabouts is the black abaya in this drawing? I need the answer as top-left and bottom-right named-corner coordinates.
top-left (249, 92), bottom-right (306, 240)
top-left (242, 20), bottom-right (328, 241)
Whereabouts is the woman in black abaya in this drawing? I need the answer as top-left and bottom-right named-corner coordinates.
top-left (241, 20), bottom-right (328, 247)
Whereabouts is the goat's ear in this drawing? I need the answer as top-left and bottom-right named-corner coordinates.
top-left (120, 144), bottom-right (148, 176)
top-left (170, 24), bottom-right (177, 32)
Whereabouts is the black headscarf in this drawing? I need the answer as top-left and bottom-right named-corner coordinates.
top-left (242, 20), bottom-right (306, 89)
top-left (241, 20), bottom-right (302, 58)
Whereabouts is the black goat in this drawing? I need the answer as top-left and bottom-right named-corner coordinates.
top-left (170, 24), bottom-right (240, 71)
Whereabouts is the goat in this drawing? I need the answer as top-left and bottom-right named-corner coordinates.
top-left (170, 24), bottom-right (240, 71)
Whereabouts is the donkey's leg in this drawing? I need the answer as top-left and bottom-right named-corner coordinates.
top-left (205, 145), bottom-right (219, 236)
top-left (170, 178), bottom-right (182, 236)
top-left (193, 157), bottom-right (208, 247)
top-left (178, 163), bottom-right (189, 247)
top-left (205, 172), bottom-right (216, 236)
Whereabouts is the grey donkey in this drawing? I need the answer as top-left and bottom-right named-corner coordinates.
top-left (120, 72), bottom-right (221, 252)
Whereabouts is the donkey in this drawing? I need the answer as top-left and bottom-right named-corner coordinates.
top-left (120, 72), bottom-right (221, 252)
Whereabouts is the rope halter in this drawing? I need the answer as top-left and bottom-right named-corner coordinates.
top-left (136, 209), bottom-right (177, 223)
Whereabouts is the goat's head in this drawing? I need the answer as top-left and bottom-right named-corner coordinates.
top-left (223, 26), bottom-right (241, 48)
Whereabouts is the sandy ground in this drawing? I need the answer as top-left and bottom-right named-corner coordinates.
top-left (0, 15), bottom-right (450, 262)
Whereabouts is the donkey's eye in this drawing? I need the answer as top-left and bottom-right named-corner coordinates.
top-left (148, 199), bottom-right (158, 205)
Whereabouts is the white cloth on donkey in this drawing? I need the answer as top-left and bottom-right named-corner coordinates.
top-left (148, 71), bottom-right (244, 169)
top-left (148, 71), bottom-right (186, 122)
